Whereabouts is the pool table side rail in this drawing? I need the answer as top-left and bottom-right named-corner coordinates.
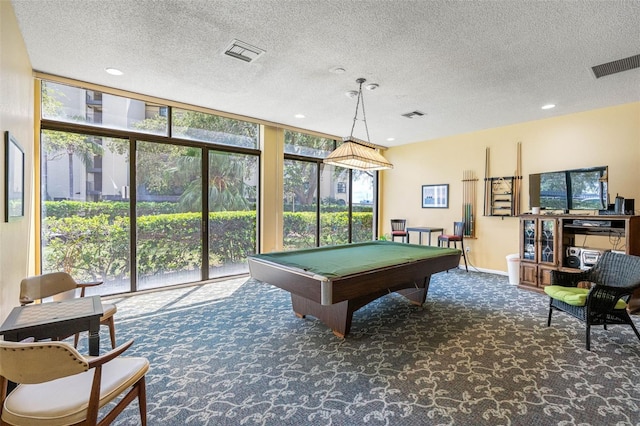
top-left (328, 252), bottom-right (460, 304)
top-left (248, 257), bottom-right (331, 303)
top-left (249, 241), bottom-right (458, 279)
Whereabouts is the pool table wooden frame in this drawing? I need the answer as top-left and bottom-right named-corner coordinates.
top-left (248, 242), bottom-right (461, 338)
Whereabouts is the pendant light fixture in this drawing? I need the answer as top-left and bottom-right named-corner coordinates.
top-left (323, 78), bottom-right (393, 171)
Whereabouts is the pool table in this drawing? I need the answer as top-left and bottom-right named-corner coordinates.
top-left (248, 241), bottom-right (461, 337)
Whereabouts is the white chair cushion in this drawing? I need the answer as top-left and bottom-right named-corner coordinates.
top-left (101, 302), bottom-right (117, 320)
top-left (2, 357), bottom-right (149, 426)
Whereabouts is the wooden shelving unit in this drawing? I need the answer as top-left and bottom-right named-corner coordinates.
top-left (518, 214), bottom-right (640, 312)
top-left (483, 144), bottom-right (522, 218)
top-left (487, 176), bottom-right (516, 217)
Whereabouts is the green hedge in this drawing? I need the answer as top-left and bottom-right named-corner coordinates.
top-left (45, 200), bottom-right (373, 219)
top-left (282, 211), bottom-right (373, 248)
top-left (43, 201), bottom-right (372, 282)
top-left (44, 200), bottom-right (179, 219)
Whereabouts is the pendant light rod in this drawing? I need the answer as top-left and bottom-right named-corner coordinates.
top-left (323, 77), bottom-right (393, 170)
top-left (349, 78), bottom-right (371, 144)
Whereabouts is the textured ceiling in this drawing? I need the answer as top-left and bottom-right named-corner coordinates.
top-left (11, 0), bottom-right (640, 147)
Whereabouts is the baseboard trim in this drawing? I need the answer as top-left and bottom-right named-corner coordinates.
top-left (457, 265), bottom-right (508, 276)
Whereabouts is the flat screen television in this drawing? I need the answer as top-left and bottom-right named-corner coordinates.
top-left (529, 166), bottom-right (608, 211)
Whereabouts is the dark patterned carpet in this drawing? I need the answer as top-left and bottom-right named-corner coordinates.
top-left (89, 270), bottom-right (640, 425)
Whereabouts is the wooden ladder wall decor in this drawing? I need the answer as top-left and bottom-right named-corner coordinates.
top-left (483, 143), bottom-right (523, 218)
top-left (462, 170), bottom-right (477, 238)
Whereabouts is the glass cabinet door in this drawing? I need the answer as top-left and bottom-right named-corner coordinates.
top-left (539, 219), bottom-right (556, 265)
top-left (522, 219), bottom-right (536, 261)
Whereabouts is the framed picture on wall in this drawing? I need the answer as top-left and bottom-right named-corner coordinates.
top-left (422, 184), bottom-right (448, 208)
top-left (5, 131), bottom-right (25, 222)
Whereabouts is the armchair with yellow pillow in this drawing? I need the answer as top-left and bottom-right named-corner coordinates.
top-left (545, 251), bottom-right (640, 351)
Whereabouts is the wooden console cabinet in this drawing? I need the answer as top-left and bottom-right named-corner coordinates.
top-left (518, 214), bottom-right (640, 310)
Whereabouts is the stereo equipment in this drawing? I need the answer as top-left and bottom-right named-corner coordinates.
top-left (615, 195), bottom-right (625, 214)
top-left (580, 249), bottom-right (604, 269)
top-left (565, 247), bottom-right (582, 268)
top-left (625, 199), bottom-right (635, 215)
top-left (565, 247), bottom-right (604, 269)
top-left (600, 200), bottom-right (635, 215)
top-left (566, 247), bottom-right (581, 256)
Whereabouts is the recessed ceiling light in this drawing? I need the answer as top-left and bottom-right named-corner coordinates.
top-left (105, 67), bottom-right (123, 76)
top-left (386, 137), bottom-right (395, 142)
top-left (294, 114), bottom-right (305, 119)
top-left (329, 66), bottom-right (346, 74)
top-left (541, 104), bottom-right (556, 110)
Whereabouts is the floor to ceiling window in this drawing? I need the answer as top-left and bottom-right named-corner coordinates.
top-left (319, 163), bottom-right (349, 246)
top-left (40, 80), bottom-right (259, 295)
top-left (351, 169), bottom-right (375, 243)
top-left (283, 130), bottom-right (375, 250)
top-left (283, 158), bottom-right (318, 249)
top-left (170, 108), bottom-right (259, 280)
top-left (40, 129), bottom-right (132, 295)
top-left (135, 141), bottom-right (203, 290)
top-left (207, 150), bottom-right (258, 277)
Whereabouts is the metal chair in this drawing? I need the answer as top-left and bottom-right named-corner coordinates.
top-left (438, 221), bottom-right (468, 271)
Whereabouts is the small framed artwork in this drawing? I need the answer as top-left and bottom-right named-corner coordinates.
top-left (422, 184), bottom-right (449, 208)
top-left (5, 131), bottom-right (25, 222)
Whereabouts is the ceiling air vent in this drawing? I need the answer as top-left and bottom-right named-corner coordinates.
top-left (401, 111), bottom-right (426, 119)
top-left (224, 39), bottom-right (265, 63)
top-left (591, 54), bottom-right (640, 79)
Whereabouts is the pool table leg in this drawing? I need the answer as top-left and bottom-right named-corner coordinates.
top-left (289, 275), bottom-right (432, 338)
top-left (291, 294), bottom-right (352, 338)
top-left (396, 276), bottom-right (431, 305)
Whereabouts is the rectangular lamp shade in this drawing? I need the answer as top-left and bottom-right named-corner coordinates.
top-left (323, 138), bottom-right (393, 171)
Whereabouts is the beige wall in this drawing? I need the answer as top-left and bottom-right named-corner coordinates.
top-left (260, 125), bottom-right (285, 253)
top-left (381, 102), bottom-right (640, 273)
top-left (0, 2), bottom-right (34, 320)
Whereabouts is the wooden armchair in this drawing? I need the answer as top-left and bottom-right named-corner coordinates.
top-left (545, 251), bottom-right (640, 350)
top-left (0, 339), bottom-right (148, 425)
top-left (20, 272), bottom-right (118, 349)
